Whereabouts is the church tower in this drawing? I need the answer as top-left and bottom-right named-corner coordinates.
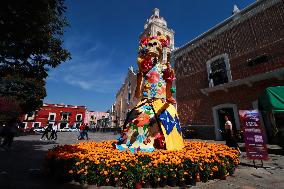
top-left (140, 8), bottom-right (175, 52)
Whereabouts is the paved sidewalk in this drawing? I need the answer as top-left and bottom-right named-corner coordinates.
top-left (0, 132), bottom-right (283, 189)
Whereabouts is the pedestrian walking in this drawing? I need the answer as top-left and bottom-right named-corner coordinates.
top-left (83, 124), bottom-right (90, 140)
top-left (77, 124), bottom-right (85, 140)
top-left (50, 123), bottom-right (58, 140)
top-left (40, 124), bottom-right (51, 140)
top-left (0, 118), bottom-right (18, 150)
top-left (224, 116), bottom-right (241, 154)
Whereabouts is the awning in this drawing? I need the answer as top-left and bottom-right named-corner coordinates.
top-left (259, 86), bottom-right (284, 112)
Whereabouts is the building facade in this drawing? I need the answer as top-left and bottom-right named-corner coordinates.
top-left (115, 67), bottom-right (138, 127)
top-left (22, 103), bottom-right (110, 130)
top-left (85, 110), bottom-right (109, 126)
top-left (174, 0), bottom-right (284, 140)
top-left (22, 103), bottom-right (87, 129)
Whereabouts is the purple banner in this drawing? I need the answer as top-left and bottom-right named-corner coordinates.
top-left (239, 110), bottom-right (269, 160)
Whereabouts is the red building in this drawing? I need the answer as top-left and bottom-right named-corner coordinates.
top-left (22, 103), bottom-right (87, 129)
top-left (174, 0), bottom-right (284, 140)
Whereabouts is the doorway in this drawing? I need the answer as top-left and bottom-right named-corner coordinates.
top-left (217, 108), bottom-right (237, 139)
top-left (213, 103), bottom-right (240, 140)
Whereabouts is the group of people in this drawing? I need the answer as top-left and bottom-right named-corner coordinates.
top-left (40, 123), bottom-right (91, 141)
top-left (78, 123), bottom-right (90, 140)
top-left (40, 123), bottom-right (57, 140)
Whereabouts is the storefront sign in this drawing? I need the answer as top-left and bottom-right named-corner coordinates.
top-left (239, 110), bottom-right (269, 160)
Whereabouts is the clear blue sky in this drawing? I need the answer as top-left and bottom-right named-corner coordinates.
top-left (45, 0), bottom-right (255, 112)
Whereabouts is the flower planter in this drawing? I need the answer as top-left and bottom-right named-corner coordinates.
top-left (142, 181), bottom-right (152, 188)
top-left (149, 177), bottom-right (158, 188)
top-left (45, 141), bottom-right (240, 186)
top-left (167, 177), bottom-right (177, 187)
top-left (178, 180), bottom-right (186, 187)
top-left (135, 182), bottom-right (142, 189)
top-left (113, 181), bottom-right (123, 187)
top-left (220, 173), bottom-right (227, 180)
top-left (159, 179), bottom-right (167, 187)
top-left (195, 173), bottom-right (201, 182)
top-left (185, 177), bottom-right (196, 186)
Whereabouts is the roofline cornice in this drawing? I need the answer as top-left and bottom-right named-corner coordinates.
top-left (174, 0), bottom-right (281, 59)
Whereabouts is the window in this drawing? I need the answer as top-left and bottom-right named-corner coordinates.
top-left (61, 113), bottom-right (69, 120)
top-left (48, 113), bottom-right (56, 121)
top-left (247, 54), bottom-right (269, 66)
top-left (206, 54), bottom-right (232, 87)
top-left (33, 122), bottom-right (41, 128)
top-left (128, 92), bottom-right (131, 102)
top-left (76, 114), bottom-right (82, 121)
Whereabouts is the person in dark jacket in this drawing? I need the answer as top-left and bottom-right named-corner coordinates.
top-left (83, 124), bottom-right (90, 140)
top-left (0, 118), bottom-right (18, 150)
top-left (40, 124), bottom-right (51, 140)
top-left (50, 123), bottom-right (58, 140)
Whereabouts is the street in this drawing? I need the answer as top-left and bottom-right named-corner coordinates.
top-left (0, 132), bottom-right (283, 189)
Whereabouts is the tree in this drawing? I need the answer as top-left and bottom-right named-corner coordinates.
top-left (0, 96), bottom-right (21, 122)
top-left (0, 0), bottom-right (71, 115)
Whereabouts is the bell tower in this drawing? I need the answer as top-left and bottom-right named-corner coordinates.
top-left (140, 8), bottom-right (175, 51)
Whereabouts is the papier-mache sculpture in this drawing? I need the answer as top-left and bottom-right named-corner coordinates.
top-left (116, 35), bottom-right (184, 152)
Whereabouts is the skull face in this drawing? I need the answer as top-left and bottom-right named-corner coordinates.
top-left (146, 39), bottom-right (162, 58)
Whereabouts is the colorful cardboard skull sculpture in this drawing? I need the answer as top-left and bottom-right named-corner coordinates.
top-left (116, 35), bottom-right (184, 152)
top-left (146, 39), bottom-right (162, 57)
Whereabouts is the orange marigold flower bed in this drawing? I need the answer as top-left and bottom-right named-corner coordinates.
top-left (44, 141), bottom-right (239, 188)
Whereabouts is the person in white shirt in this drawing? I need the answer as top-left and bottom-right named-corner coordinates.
top-left (224, 116), bottom-right (241, 154)
top-left (50, 124), bottom-right (58, 140)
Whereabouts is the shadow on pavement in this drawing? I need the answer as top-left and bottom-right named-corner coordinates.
top-left (0, 139), bottom-right (88, 189)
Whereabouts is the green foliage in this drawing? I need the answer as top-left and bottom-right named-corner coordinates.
top-left (0, 0), bottom-right (71, 114)
top-left (0, 96), bottom-right (21, 122)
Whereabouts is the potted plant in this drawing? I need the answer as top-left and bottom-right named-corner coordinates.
top-left (167, 168), bottom-right (177, 187)
top-left (157, 164), bottom-right (168, 187)
top-left (177, 169), bottom-right (186, 187)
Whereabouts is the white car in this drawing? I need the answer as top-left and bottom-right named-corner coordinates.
top-left (60, 127), bottom-right (72, 132)
top-left (59, 127), bottom-right (79, 132)
top-left (34, 128), bottom-right (45, 133)
top-left (70, 128), bottom-right (79, 132)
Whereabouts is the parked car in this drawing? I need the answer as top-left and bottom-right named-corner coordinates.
top-left (70, 128), bottom-right (79, 132)
top-left (34, 128), bottom-right (45, 133)
top-left (60, 127), bottom-right (72, 132)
